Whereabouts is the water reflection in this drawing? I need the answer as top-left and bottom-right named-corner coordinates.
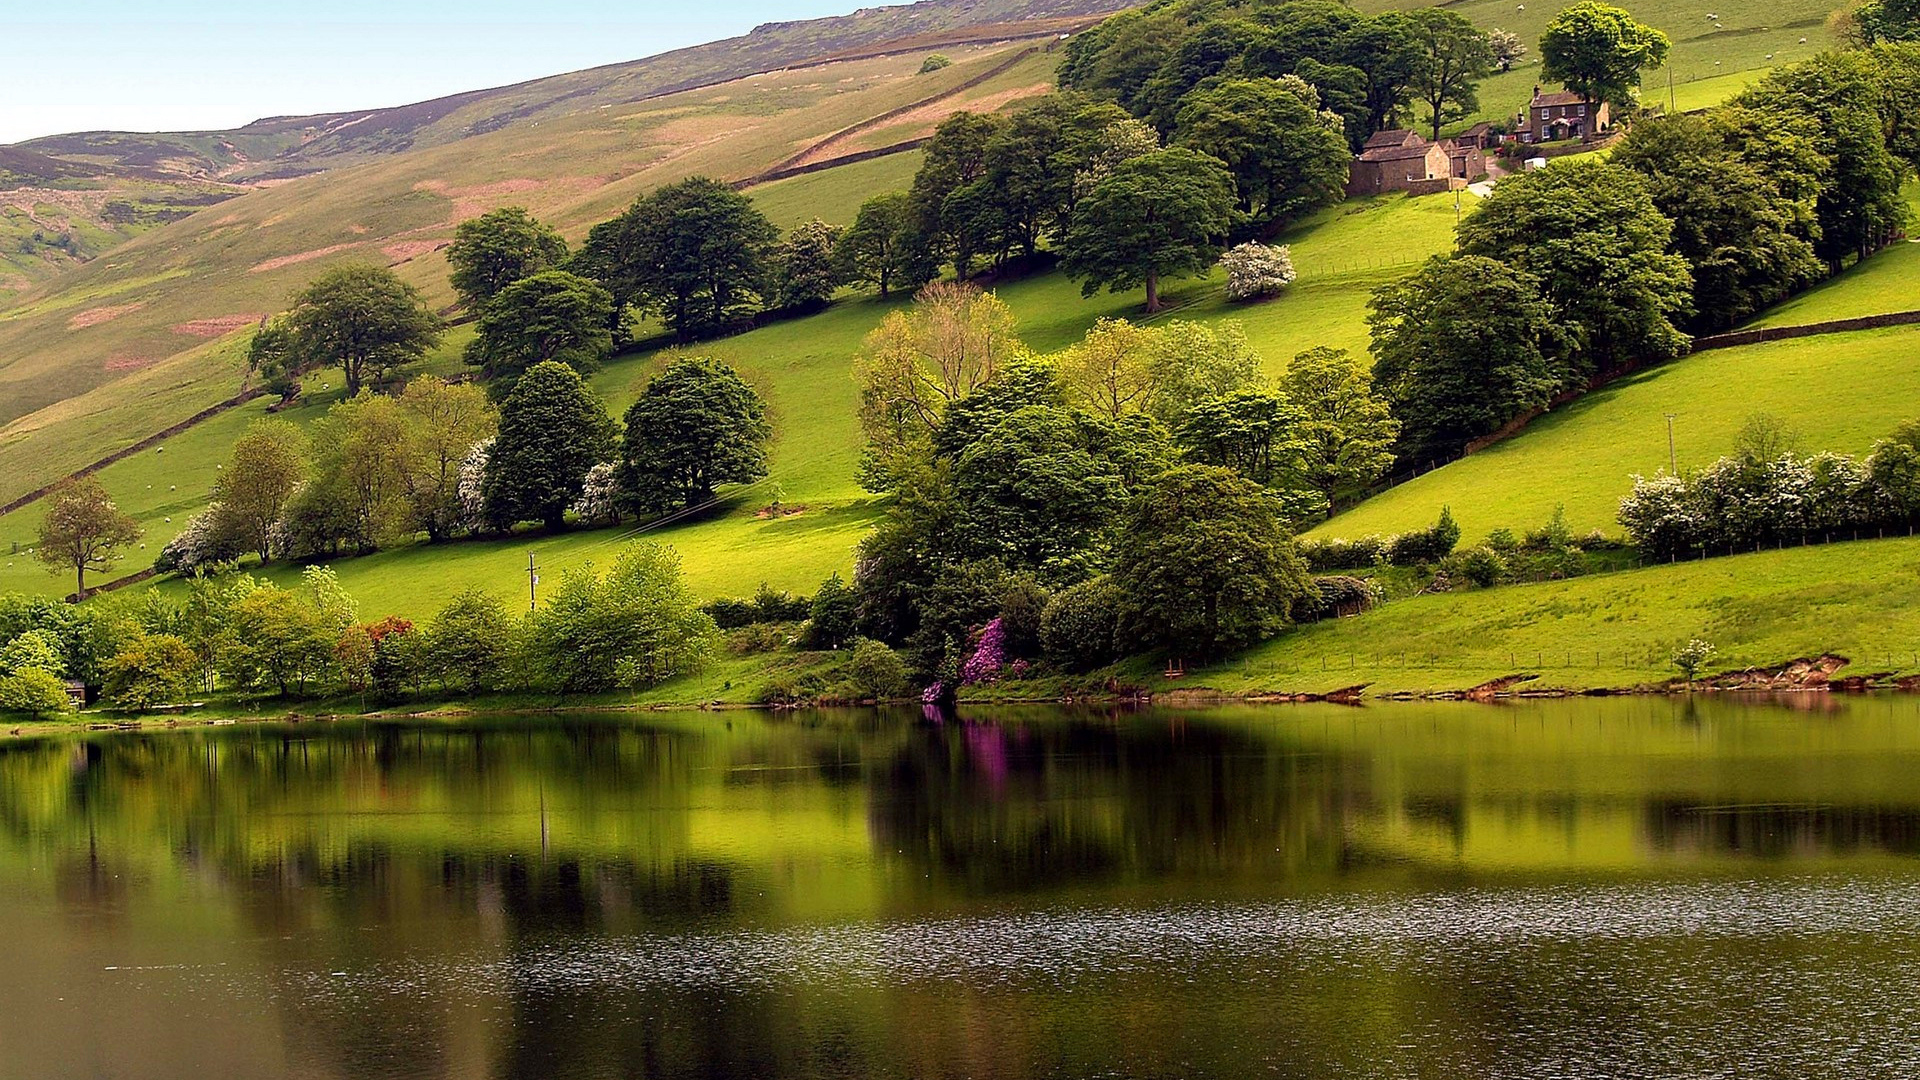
top-left (2, 697), bottom-right (1920, 1078)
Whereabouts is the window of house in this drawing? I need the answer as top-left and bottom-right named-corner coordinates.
top-left (1577, 104), bottom-right (1587, 116)
top-left (1540, 109), bottom-right (1550, 120)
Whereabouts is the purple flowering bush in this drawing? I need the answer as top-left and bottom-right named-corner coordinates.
top-left (960, 617), bottom-right (1007, 684)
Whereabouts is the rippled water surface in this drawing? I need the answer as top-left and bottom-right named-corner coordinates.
top-left (6, 696), bottom-right (1920, 1078)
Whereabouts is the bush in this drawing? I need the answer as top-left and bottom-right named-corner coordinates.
top-left (728, 624), bottom-right (787, 655)
top-left (807, 573), bottom-right (858, 649)
top-left (846, 638), bottom-right (910, 699)
top-left (1385, 508), bottom-right (1461, 566)
top-left (918, 54), bottom-right (953, 74)
top-left (1219, 242), bottom-right (1296, 301)
top-left (1300, 535), bottom-right (1387, 572)
top-left (751, 582), bottom-right (812, 624)
top-left (1439, 546), bottom-right (1506, 588)
top-left (0, 668), bottom-right (73, 716)
top-left (102, 632), bottom-right (195, 711)
top-left (1306, 575), bottom-right (1381, 619)
top-left (702, 598), bottom-right (759, 629)
top-left (1039, 576), bottom-right (1125, 672)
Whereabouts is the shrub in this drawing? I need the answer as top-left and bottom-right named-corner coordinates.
top-left (155, 504), bottom-right (243, 573)
top-left (568, 462), bottom-right (621, 526)
top-left (1300, 535), bottom-right (1387, 572)
top-left (702, 598), bottom-right (758, 629)
top-left (1672, 638), bottom-right (1717, 682)
top-left (918, 54), bottom-right (952, 74)
top-left (1385, 508), bottom-right (1461, 566)
top-left (728, 623), bottom-right (787, 655)
top-left (1306, 575), bottom-right (1381, 619)
top-left (0, 668), bottom-right (73, 716)
top-left (1522, 504), bottom-right (1574, 552)
top-left (1440, 546), bottom-right (1507, 588)
top-left (1220, 242), bottom-right (1296, 301)
top-left (960, 617), bottom-right (1008, 684)
top-left (1484, 527), bottom-right (1519, 552)
top-left (1040, 576), bottom-right (1124, 671)
top-left (752, 582), bottom-right (812, 623)
top-left (102, 633), bottom-right (195, 711)
top-left (997, 573), bottom-right (1050, 658)
top-left (846, 638), bottom-right (910, 699)
top-left (806, 573), bottom-right (859, 649)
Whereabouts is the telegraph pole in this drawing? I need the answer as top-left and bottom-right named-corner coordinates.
top-left (1665, 414), bottom-right (1678, 475)
top-left (527, 552), bottom-right (540, 611)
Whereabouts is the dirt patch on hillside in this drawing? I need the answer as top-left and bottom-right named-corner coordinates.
top-left (249, 243), bottom-right (360, 274)
top-left (103, 351), bottom-right (160, 372)
top-left (171, 314), bottom-right (264, 338)
top-left (382, 240), bottom-right (446, 264)
top-left (68, 302), bottom-right (146, 330)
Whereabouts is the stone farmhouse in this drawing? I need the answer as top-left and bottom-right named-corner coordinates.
top-left (1344, 129), bottom-right (1485, 197)
top-left (1521, 87), bottom-right (1611, 143)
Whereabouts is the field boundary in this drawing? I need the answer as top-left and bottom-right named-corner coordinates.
top-left (1695, 308), bottom-right (1920, 350)
top-left (0, 386), bottom-right (265, 518)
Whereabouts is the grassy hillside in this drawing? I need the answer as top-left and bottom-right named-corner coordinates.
top-left (1167, 536), bottom-right (1920, 697)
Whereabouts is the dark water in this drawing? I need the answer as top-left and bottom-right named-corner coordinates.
top-left (6, 697), bottom-right (1920, 1079)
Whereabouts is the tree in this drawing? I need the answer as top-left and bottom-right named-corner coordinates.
top-left (35, 477), bottom-right (140, 598)
top-left (522, 542), bottom-right (719, 692)
top-left (1407, 9), bottom-right (1495, 140)
top-left (0, 669), bottom-right (72, 717)
top-left (1369, 255), bottom-right (1565, 463)
top-left (246, 319), bottom-right (302, 404)
top-left (836, 192), bottom-right (930, 299)
top-left (1111, 465), bottom-right (1313, 660)
top-left (280, 263), bottom-right (442, 396)
top-left (770, 220), bottom-right (843, 314)
top-left (616, 357), bottom-right (771, 514)
top-left (213, 419), bottom-right (307, 562)
top-left (580, 177), bottom-right (778, 342)
top-left (398, 376), bottom-right (497, 541)
top-left (951, 406), bottom-right (1128, 581)
top-left (1057, 318), bottom-right (1159, 420)
top-left (464, 270), bottom-right (614, 392)
top-left (910, 111), bottom-right (1008, 274)
top-left (1613, 113), bottom-right (1825, 331)
top-left (1849, 0), bottom-right (1920, 44)
top-left (1141, 320), bottom-right (1263, 428)
top-left (853, 283), bottom-right (1026, 490)
top-left (446, 206), bottom-right (568, 310)
top-left (102, 632), bottom-right (195, 712)
top-left (483, 360), bottom-right (616, 531)
top-left (426, 588), bottom-right (513, 694)
top-left (1061, 147), bottom-right (1236, 312)
top-left (1456, 160), bottom-right (1692, 376)
top-left (1175, 390), bottom-right (1302, 486)
top-left (1540, 1), bottom-right (1671, 120)
top-left (303, 393), bottom-right (414, 552)
top-left (219, 569), bottom-right (356, 697)
top-left (1220, 242), bottom-right (1296, 301)
top-left (1279, 346), bottom-right (1400, 511)
top-left (1489, 28), bottom-right (1527, 71)
top-left (1174, 78), bottom-right (1351, 232)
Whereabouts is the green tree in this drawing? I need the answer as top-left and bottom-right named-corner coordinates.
top-left (219, 569), bottom-right (356, 697)
top-left (303, 393), bottom-right (414, 553)
top-left (102, 632), bottom-right (195, 712)
top-left (0, 630), bottom-right (65, 679)
top-left (770, 219), bottom-right (844, 314)
top-left (836, 192), bottom-right (930, 299)
top-left (1613, 112), bottom-right (1826, 331)
top-left (951, 406), bottom-right (1128, 581)
top-left (1849, 0), bottom-right (1920, 43)
top-left (1061, 147), bottom-right (1237, 312)
top-left (910, 111), bottom-right (1006, 274)
top-left (483, 360), bottom-right (616, 531)
top-left (1407, 9), bottom-right (1495, 140)
top-left (280, 263), bottom-right (442, 396)
top-left (1112, 465), bottom-right (1313, 660)
top-left (446, 206), bottom-right (568, 310)
top-left (1174, 77), bottom-right (1351, 232)
top-left (1369, 254), bottom-right (1565, 463)
top-left (523, 542), bottom-right (719, 691)
top-left (426, 588), bottom-right (514, 694)
top-left (213, 419), bottom-right (307, 563)
top-left (1142, 320), bottom-right (1262, 428)
top-left (35, 477), bottom-right (140, 598)
top-left (1175, 390), bottom-right (1302, 486)
top-left (0, 669), bottom-right (72, 717)
top-left (1456, 159), bottom-right (1692, 376)
top-left (1279, 346), bottom-right (1400, 510)
top-left (397, 376), bottom-right (497, 541)
top-left (465, 269), bottom-right (614, 392)
top-left (586, 177), bottom-right (778, 342)
top-left (246, 319), bottom-right (302, 404)
top-left (616, 357), bottom-right (771, 514)
top-left (1539, 1), bottom-right (1671, 119)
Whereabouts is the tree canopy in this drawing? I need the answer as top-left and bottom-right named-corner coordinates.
top-left (1060, 147), bottom-right (1236, 312)
top-left (576, 177), bottom-right (778, 342)
top-left (483, 360), bottom-right (616, 531)
top-left (36, 477), bottom-right (141, 598)
top-left (617, 357), bottom-right (772, 515)
top-left (278, 263), bottom-right (442, 396)
top-left (446, 206), bottom-right (568, 310)
top-left (464, 269), bottom-right (614, 393)
top-left (1540, 1), bottom-right (1671, 111)
top-left (1173, 77), bottom-right (1350, 233)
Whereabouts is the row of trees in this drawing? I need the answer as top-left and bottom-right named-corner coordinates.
top-left (168, 358), bottom-right (771, 572)
top-left (1367, 42), bottom-right (1920, 464)
top-left (0, 542), bottom-right (720, 716)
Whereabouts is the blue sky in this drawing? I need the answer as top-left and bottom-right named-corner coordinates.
top-left (3, 1), bottom-right (859, 144)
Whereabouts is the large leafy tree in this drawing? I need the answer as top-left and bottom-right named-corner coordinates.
top-left (910, 111), bottom-right (1006, 275)
top-left (1407, 9), bottom-right (1495, 140)
top-left (397, 376), bottom-right (496, 542)
top-left (1368, 254), bottom-right (1565, 463)
top-left (35, 477), bottom-right (140, 598)
top-left (1279, 346), bottom-right (1400, 511)
top-left (446, 206), bottom-right (568, 310)
top-left (578, 177), bottom-right (778, 342)
top-left (1175, 390), bottom-right (1303, 487)
top-left (1111, 465), bottom-right (1313, 661)
top-left (464, 269), bottom-right (614, 393)
top-left (770, 220), bottom-right (844, 314)
top-left (1174, 77), bottom-right (1351, 233)
top-left (280, 264), bottom-right (442, 396)
top-left (1456, 160), bottom-right (1692, 376)
top-left (1613, 113), bottom-right (1825, 331)
top-left (1850, 0), bottom-right (1920, 44)
top-left (1061, 147), bottom-right (1236, 313)
top-left (523, 542), bottom-right (719, 692)
top-left (951, 406), bottom-right (1128, 581)
top-left (836, 192), bottom-right (932, 299)
top-left (483, 360), bottom-right (616, 531)
top-left (297, 393), bottom-right (414, 553)
top-left (617, 357), bottom-right (772, 515)
top-left (1539, 1), bottom-right (1671, 116)
top-left (213, 419), bottom-right (308, 562)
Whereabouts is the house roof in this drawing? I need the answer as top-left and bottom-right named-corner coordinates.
top-left (1363, 128), bottom-right (1422, 150)
top-left (1461, 121), bottom-right (1494, 135)
top-left (1359, 143), bottom-right (1439, 163)
top-left (1530, 89), bottom-right (1589, 107)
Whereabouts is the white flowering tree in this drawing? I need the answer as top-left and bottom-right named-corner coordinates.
top-left (1220, 242), bottom-right (1296, 301)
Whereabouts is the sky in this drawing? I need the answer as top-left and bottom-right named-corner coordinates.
top-left (2, 0), bottom-right (862, 144)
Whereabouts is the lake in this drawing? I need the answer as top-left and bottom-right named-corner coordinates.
top-left (4, 696), bottom-right (1920, 1078)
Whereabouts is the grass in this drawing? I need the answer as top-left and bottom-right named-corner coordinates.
top-left (1173, 535), bottom-right (1920, 697)
top-left (1310, 323), bottom-right (1920, 544)
top-left (1747, 243), bottom-right (1920, 328)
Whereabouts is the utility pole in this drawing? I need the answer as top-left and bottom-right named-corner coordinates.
top-left (527, 552), bottom-right (540, 611)
top-left (1665, 414), bottom-right (1678, 475)
top-left (1668, 66), bottom-right (1676, 114)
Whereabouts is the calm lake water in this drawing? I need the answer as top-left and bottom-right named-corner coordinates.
top-left (5, 697), bottom-right (1920, 1078)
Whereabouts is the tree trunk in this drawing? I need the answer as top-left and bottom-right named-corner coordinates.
top-left (74, 564), bottom-right (85, 601)
top-left (1144, 272), bottom-right (1162, 314)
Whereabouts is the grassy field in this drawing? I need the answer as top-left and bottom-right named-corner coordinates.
top-left (1170, 535), bottom-right (1920, 697)
top-left (1748, 242), bottom-right (1920, 328)
top-left (1310, 323), bottom-right (1920, 544)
